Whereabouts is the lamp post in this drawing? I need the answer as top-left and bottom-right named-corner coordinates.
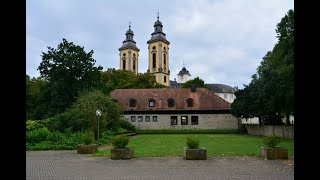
top-left (95, 110), bottom-right (102, 142)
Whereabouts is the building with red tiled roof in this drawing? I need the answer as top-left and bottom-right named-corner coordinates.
top-left (111, 87), bottom-right (238, 130)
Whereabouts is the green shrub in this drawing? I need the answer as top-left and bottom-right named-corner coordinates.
top-left (48, 110), bottom-right (89, 133)
top-left (26, 120), bottom-right (51, 131)
top-left (112, 135), bottom-right (129, 149)
top-left (106, 119), bottom-right (136, 132)
top-left (263, 134), bottom-right (282, 148)
top-left (186, 136), bottom-right (200, 149)
top-left (26, 127), bottom-right (51, 144)
top-left (98, 130), bottom-right (114, 145)
top-left (47, 131), bottom-right (65, 143)
top-left (81, 131), bottom-right (95, 145)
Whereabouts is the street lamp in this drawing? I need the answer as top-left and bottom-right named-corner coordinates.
top-left (95, 110), bottom-right (102, 142)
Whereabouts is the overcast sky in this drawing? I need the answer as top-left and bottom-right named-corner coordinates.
top-left (27, 0), bottom-right (293, 89)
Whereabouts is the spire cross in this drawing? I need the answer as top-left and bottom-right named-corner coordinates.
top-left (157, 12), bottom-right (159, 20)
top-left (129, 22), bottom-right (131, 29)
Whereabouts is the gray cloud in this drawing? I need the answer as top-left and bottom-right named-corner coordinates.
top-left (27, 0), bottom-right (293, 89)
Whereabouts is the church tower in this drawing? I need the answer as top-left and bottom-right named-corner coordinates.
top-left (147, 14), bottom-right (170, 86)
top-left (119, 23), bottom-right (140, 75)
top-left (177, 67), bottom-right (192, 83)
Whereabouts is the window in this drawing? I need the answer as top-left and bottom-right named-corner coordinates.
top-left (123, 53), bottom-right (126, 57)
top-left (186, 98), bottom-right (193, 107)
top-left (167, 98), bottom-right (174, 107)
top-left (133, 60), bottom-right (136, 70)
top-left (163, 53), bottom-right (166, 66)
top-left (164, 76), bottom-right (167, 83)
top-left (123, 59), bottom-right (126, 69)
top-left (191, 116), bottom-right (198, 125)
top-left (131, 116), bottom-right (136, 122)
top-left (130, 99), bottom-right (136, 107)
top-left (149, 99), bottom-right (155, 107)
top-left (152, 116), bottom-right (158, 122)
top-left (152, 53), bottom-right (156, 68)
top-left (164, 47), bottom-right (166, 51)
top-left (181, 116), bottom-right (188, 125)
top-left (145, 116), bottom-right (150, 122)
top-left (154, 76), bottom-right (156, 79)
top-left (171, 116), bottom-right (177, 125)
top-left (224, 94), bottom-right (227, 99)
top-left (138, 116), bottom-right (143, 122)
top-left (153, 46), bottom-right (156, 50)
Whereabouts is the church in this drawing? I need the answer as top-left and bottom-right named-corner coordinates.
top-left (111, 15), bottom-right (238, 130)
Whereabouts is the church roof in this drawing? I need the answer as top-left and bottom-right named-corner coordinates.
top-left (178, 67), bottom-right (191, 76)
top-left (110, 88), bottom-right (230, 111)
top-left (169, 81), bottom-right (236, 94)
top-left (119, 24), bottom-right (140, 51)
top-left (147, 15), bottom-right (170, 44)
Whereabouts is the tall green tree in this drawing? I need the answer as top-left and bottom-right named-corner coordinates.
top-left (231, 9), bottom-right (294, 125)
top-left (26, 75), bottom-right (46, 120)
top-left (100, 69), bottom-right (166, 94)
top-left (36, 39), bottom-right (103, 119)
top-left (181, 77), bottom-right (208, 88)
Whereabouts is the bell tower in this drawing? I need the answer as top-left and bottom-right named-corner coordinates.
top-left (147, 13), bottom-right (170, 86)
top-left (119, 22), bottom-right (140, 74)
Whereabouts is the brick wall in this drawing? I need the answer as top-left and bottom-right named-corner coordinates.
top-left (123, 114), bottom-right (238, 130)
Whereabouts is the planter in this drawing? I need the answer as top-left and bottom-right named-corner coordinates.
top-left (184, 147), bottom-right (207, 160)
top-left (111, 148), bottom-right (134, 160)
top-left (77, 144), bottom-right (98, 154)
top-left (260, 147), bottom-right (288, 160)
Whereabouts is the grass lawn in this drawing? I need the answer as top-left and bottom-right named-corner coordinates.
top-left (94, 134), bottom-right (294, 157)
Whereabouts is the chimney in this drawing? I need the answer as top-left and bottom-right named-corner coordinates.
top-left (191, 84), bottom-right (196, 92)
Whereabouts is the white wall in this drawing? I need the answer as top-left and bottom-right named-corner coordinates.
top-left (241, 116), bottom-right (294, 124)
top-left (215, 93), bottom-right (236, 103)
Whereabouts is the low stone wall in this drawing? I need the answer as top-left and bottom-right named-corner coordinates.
top-left (245, 125), bottom-right (294, 139)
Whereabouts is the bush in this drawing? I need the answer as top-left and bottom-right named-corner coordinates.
top-left (106, 119), bottom-right (136, 132)
top-left (26, 120), bottom-right (51, 131)
top-left (237, 124), bottom-right (248, 134)
top-left (263, 134), bottom-right (282, 148)
top-left (81, 131), bottom-right (95, 145)
top-left (26, 127), bottom-right (51, 144)
top-left (112, 135), bottom-right (129, 149)
top-left (186, 136), bottom-right (200, 149)
top-left (98, 130), bottom-right (114, 145)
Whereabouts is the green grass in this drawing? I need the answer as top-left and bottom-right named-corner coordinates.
top-left (135, 129), bottom-right (238, 134)
top-left (94, 134), bottom-right (294, 157)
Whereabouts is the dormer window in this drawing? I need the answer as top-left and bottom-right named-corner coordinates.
top-left (149, 99), bottom-right (155, 107)
top-left (167, 98), bottom-right (174, 107)
top-left (186, 98), bottom-right (193, 107)
top-left (130, 99), bottom-right (137, 107)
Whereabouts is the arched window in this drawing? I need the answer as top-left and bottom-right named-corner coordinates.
top-left (130, 99), bottom-right (137, 107)
top-left (164, 76), bottom-right (167, 83)
top-left (164, 47), bottom-right (166, 51)
top-left (133, 54), bottom-right (136, 71)
top-left (133, 60), bottom-right (136, 71)
top-left (186, 98), bottom-right (193, 107)
top-left (123, 59), bottom-right (126, 69)
top-left (163, 53), bottom-right (166, 66)
top-left (167, 98), bottom-right (174, 107)
top-left (153, 46), bottom-right (156, 50)
top-left (123, 53), bottom-right (126, 57)
top-left (152, 53), bottom-right (156, 68)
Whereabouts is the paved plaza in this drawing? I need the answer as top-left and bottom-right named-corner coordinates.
top-left (26, 151), bottom-right (294, 180)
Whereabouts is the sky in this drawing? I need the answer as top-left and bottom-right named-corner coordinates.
top-left (27, 0), bottom-right (293, 89)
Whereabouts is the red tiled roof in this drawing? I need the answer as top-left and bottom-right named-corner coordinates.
top-left (110, 88), bottom-right (230, 111)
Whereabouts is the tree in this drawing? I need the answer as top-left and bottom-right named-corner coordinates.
top-left (181, 77), bottom-right (208, 88)
top-left (26, 75), bottom-right (46, 120)
top-left (70, 90), bottom-right (122, 139)
top-left (36, 39), bottom-right (103, 118)
top-left (230, 9), bottom-right (294, 125)
top-left (100, 69), bottom-right (166, 94)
